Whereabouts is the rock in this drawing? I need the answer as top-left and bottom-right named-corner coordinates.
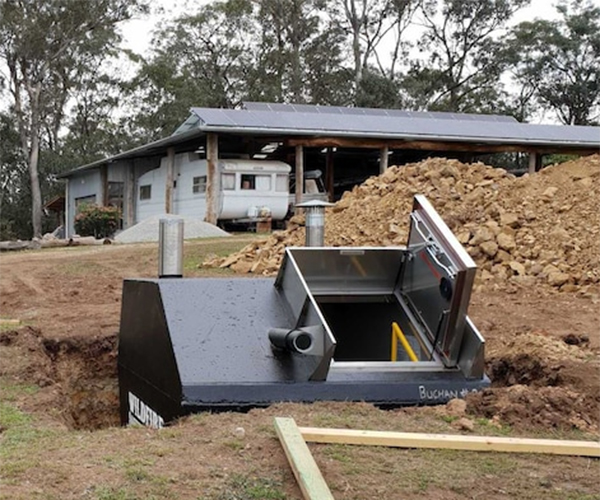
top-left (454, 417), bottom-right (475, 432)
top-left (446, 398), bottom-right (467, 417)
top-left (529, 263), bottom-right (544, 276)
top-left (497, 232), bottom-right (516, 251)
top-left (548, 272), bottom-right (570, 287)
top-left (484, 220), bottom-right (501, 235)
top-left (457, 230), bottom-right (471, 245)
top-left (542, 186), bottom-right (559, 198)
top-left (233, 427), bottom-right (246, 439)
top-left (494, 250), bottom-right (512, 264)
top-left (500, 212), bottom-right (520, 229)
top-left (542, 264), bottom-right (560, 276)
top-left (480, 241), bottom-right (498, 258)
top-left (470, 227), bottom-right (494, 246)
top-left (550, 227), bottom-right (571, 242)
top-left (509, 261), bottom-right (526, 275)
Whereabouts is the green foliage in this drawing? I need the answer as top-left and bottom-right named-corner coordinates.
top-left (402, 0), bottom-right (530, 112)
top-left (506, 0), bottom-right (600, 124)
top-left (74, 204), bottom-right (121, 238)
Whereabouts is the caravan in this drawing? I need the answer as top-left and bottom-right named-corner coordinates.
top-left (136, 153), bottom-right (291, 225)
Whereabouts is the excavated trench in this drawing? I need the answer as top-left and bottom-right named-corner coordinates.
top-left (1, 327), bottom-right (120, 430)
top-left (466, 334), bottom-right (599, 432)
top-left (1, 327), bottom-right (597, 432)
top-left (41, 335), bottom-right (120, 430)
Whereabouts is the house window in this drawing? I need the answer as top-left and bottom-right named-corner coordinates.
top-left (241, 174), bottom-right (255, 190)
top-left (75, 195), bottom-right (96, 212)
top-left (108, 181), bottom-right (124, 210)
top-left (222, 173), bottom-right (235, 190)
top-left (193, 176), bottom-right (207, 194)
top-left (140, 185), bottom-right (151, 200)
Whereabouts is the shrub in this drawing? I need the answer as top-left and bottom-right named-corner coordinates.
top-left (74, 204), bottom-right (121, 238)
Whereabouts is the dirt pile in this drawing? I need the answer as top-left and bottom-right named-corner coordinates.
top-left (204, 155), bottom-right (600, 290)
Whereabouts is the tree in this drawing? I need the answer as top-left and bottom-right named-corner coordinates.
top-left (253, 0), bottom-right (349, 104)
top-left (334, 0), bottom-right (420, 101)
top-left (126, 0), bottom-right (256, 140)
top-left (402, 0), bottom-right (530, 113)
top-left (506, 0), bottom-right (600, 125)
top-left (0, 0), bottom-right (147, 238)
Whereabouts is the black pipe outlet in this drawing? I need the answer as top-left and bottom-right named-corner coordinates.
top-left (268, 328), bottom-right (314, 353)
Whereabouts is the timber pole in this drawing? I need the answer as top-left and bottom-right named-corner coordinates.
top-left (325, 147), bottom-right (334, 202)
top-left (100, 165), bottom-right (109, 206)
top-left (295, 145), bottom-right (304, 215)
top-left (165, 147), bottom-right (175, 214)
top-left (125, 162), bottom-right (135, 228)
top-left (379, 145), bottom-right (389, 174)
top-left (528, 152), bottom-right (538, 175)
top-left (206, 133), bottom-right (219, 224)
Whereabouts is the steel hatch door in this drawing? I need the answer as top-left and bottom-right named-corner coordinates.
top-left (399, 195), bottom-right (477, 367)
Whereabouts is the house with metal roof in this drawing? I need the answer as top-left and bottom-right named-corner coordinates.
top-left (58, 102), bottom-right (599, 237)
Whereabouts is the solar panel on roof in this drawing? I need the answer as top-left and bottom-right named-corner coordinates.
top-left (190, 106), bottom-right (599, 147)
top-left (242, 101), bottom-right (518, 123)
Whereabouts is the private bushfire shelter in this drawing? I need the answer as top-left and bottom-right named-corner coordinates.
top-left (57, 102), bottom-right (600, 236)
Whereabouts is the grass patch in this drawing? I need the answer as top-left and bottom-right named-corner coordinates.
top-left (57, 260), bottom-right (104, 276)
top-left (93, 487), bottom-right (145, 500)
top-left (218, 474), bottom-right (286, 500)
top-left (183, 235), bottom-right (264, 275)
top-left (0, 381), bottom-right (39, 402)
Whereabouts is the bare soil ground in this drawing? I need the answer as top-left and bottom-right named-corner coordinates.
top-left (1, 235), bottom-right (599, 500)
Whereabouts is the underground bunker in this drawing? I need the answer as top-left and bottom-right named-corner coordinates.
top-left (118, 196), bottom-right (489, 427)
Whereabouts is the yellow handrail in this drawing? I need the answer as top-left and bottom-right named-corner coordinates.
top-left (391, 322), bottom-right (418, 362)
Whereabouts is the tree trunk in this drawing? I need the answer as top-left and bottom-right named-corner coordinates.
top-left (28, 133), bottom-right (43, 238)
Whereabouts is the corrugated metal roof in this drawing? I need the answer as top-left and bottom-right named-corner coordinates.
top-left (191, 106), bottom-right (599, 147)
top-left (243, 101), bottom-right (519, 123)
top-left (60, 103), bottom-right (599, 178)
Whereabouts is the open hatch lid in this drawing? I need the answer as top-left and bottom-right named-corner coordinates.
top-left (400, 195), bottom-right (477, 367)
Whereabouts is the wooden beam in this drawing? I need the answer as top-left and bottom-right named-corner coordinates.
top-left (125, 162), bottom-right (135, 228)
top-left (325, 147), bottom-right (334, 202)
top-left (165, 147), bottom-right (175, 214)
top-left (205, 133), bottom-right (219, 224)
top-left (295, 145), bottom-right (304, 214)
top-left (274, 418), bottom-right (334, 500)
top-left (299, 426), bottom-right (600, 458)
top-left (100, 165), bottom-right (109, 206)
top-left (528, 152), bottom-right (537, 175)
top-left (379, 145), bottom-right (389, 174)
top-left (285, 137), bottom-right (598, 156)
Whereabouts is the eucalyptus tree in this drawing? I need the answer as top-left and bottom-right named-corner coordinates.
top-left (402, 0), bottom-right (530, 113)
top-left (252, 0), bottom-right (350, 104)
top-left (0, 0), bottom-right (148, 238)
top-left (333, 0), bottom-right (421, 101)
top-left (127, 0), bottom-right (257, 140)
top-left (506, 0), bottom-right (600, 125)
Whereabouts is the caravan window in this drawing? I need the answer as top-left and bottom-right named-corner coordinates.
top-left (255, 175), bottom-right (271, 191)
top-left (240, 174), bottom-right (271, 191)
top-left (140, 185), bottom-right (151, 200)
top-left (276, 174), bottom-right (287, 192)
top-left (193, 176), bottom-right (207, 194)
top-left (240, 174), bottom-right (255, 190)
top-left (222, 173), bottom-right (235, 190)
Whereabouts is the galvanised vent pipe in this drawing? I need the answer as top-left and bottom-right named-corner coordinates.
top-left (158, 218), bottom-right (184, 278)
top-left (295, 200), bottom-right (334, 247)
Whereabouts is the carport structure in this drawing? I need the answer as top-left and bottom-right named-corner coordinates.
top-left (59, 102), bottom-right (599, 234)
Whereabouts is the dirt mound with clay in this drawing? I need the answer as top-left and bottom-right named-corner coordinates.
top-left (204, 155), bottom-right (600, 291)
